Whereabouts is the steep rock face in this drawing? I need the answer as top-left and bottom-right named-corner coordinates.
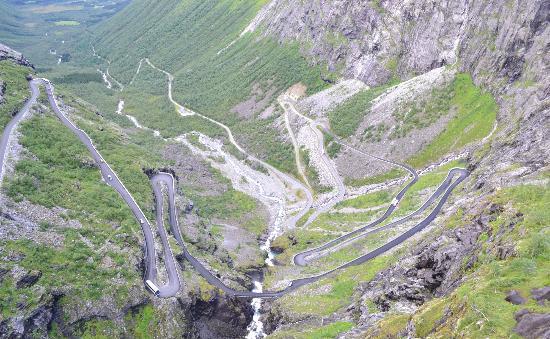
top-left (250, 0), bottom-right (467, 85)
top-left (458, 0), bottom-right (549, 174)
top-left (0, 43), bottom-right (33, 68)
top-left (351, 201), bottom-right (504, 326)
top-left (251, 0), bottom-right (548, 336)
top-left (187, 292), bottom-right (253, 338)
top-left (251, 0), bottom-right (549, 180)
top-left (251, 1), bottom-right (548, 130)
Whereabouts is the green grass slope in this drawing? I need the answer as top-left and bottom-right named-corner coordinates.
top-left (0, 60), bottom-right (32, 133)
top-left (88, 0), bottom-right (332, 175)
top-left (0, 1), bottom-right (31, 47)
top-left (407, 73), bottom-right (497, 167)
top-left (92, 0), bottom-right (329, 123)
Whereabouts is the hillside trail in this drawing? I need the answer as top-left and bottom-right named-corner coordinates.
top-left (282, 101), bottom-right (312, 190)
top-left (91, 45), bottom-right (123, 91)
top-left (279, 94), bottom-right (347, 227)
top-left (144, 59), bottom-right (314, 229)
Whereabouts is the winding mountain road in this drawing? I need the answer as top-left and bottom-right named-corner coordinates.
top-left (0, 80), bottom-right (37, 183)
top-left (1, 76), bottom-right (468, 300)
top-left (0, 79), bottom-right (181, 297)
top-left (145, 59), bottom-right (314, 229)
top-left (158, 167), bottom-right (467, 298)
top-left (279, 96), bottom-right (347, 227)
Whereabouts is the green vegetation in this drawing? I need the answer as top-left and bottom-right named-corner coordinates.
top-left (125, 305), bottom-right (157, 338)
top-left (52, 72), bottom-right (102, 85)
top-left (390, 83), bottom-right (454, 139)
top-left (0, 235), bottom-right (136, 317)
top-left (193, 188), bottom-right (267, 236)
top-left (323, 130), bottom-right (342, 158)
top-left (6, 115), bottom-right (136, 225)
top-left (389, 160), bottom-right (466, 219)
top-left (87, 0), bottom-right (333, 175)
top-left (373, 182), bottom-right (550, 337)
top-left (0, 86), bottom-right (167, 318)
top-left (0, 0), bottom-right (128, 69)
top-left (276, 252), bottom-right (400, 316)
top-left (93, 0), bottom-right (329, 123)
top-left (370, 0), bottom-right (386, 14)
top-left (300, 147), bottom-right (332, 194)
top-left (187, 166), bottom-right (268, 236)
top-left (364, 313), bottom-right (410, 337)
top-left (328, 82), bottom-right (395, 138)
top-left (0, 1), bottom-right (32, 47)
top-left (0, 60), bottom-right (31, 132)
top-left (54, 21), bottom-right (80, 26)
top-left (408, 73), bottom-right (497, 167)
top-left (193, 189), bottom-right (256, 219)
top-left (345, 168), bottom-right (407, 188)
top-left (361, 123), bottom-right (388, 142)
top-left (233, 116), bottom-right (298, 176)
top-left (270, 321), bottom-right (354, 339)
top-left (72, 303), bottom-right (161, 338)
top-left (335, 190), bottom-right (392, 209)
top-left (62, 95), bottom-right (164, 216)
top-left (75, 318), bottom-right (117, 338)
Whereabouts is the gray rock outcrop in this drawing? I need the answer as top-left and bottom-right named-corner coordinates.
top-left (0, 43), bottom-right (33, 68)
top-left (514, 309), bottom-right (550, 339)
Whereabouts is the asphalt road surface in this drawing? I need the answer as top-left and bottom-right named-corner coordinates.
top-left (0, 80), bottom-right (38, 182)
top-left (2, 78), bottom-right (469, 299)
top-left (0, 79), bottom-right (181, 297)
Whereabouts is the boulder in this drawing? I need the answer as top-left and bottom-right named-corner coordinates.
top-left (514, 309), bottom-right (550, 339)
top-left (16, 270), bottom-right (42, 289)
top-left (531, 287), bottom-right (550, 305)
top-left (0, 43), bottom-right (34, 68)
top-left (505, 290), bottom-right (526, 305)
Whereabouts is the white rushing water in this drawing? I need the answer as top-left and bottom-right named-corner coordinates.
top-left (245, 281), bottom-right (266, 339)
top-left (176, 133), bottom-right (298, 339)
top-left (115, 99), bottom-right (162, 137)
top-left (245, 194), bottom-right (286, 338)
top-left (116, 99), bottom-right (124, 115)
top-left (98, 69), bottom-right (112, 89)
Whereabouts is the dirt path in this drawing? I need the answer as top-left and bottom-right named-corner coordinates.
top-left (91, 45), bottom-right (123, 91)
top-left (279, 94), bottom-right (346, 227)
top-left (145, 59), bottom-right (314, 228)
top-left (282, 100), bottom-right (312, 189)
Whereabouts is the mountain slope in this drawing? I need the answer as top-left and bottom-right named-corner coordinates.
top-left (0, 0), bottom-right (548, 338)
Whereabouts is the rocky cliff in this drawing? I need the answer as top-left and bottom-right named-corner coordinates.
top-left (1, 0), bottom-right (548, 337)
top-left (0, 43), bottom-right (33, 69)
top-left (0, 50), bottom-right (254, 338)
top-left (248, 0), bottom-right (549, 337)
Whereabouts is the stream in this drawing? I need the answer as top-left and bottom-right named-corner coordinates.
top-left (176, 132), bottom-right (306, 339)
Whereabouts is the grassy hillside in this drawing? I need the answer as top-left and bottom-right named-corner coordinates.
top-left (0, 60), bottom-right (32, 133)
top-left (367, 179), bottom-right (550, 338)
top-left (87, 0), bottom-right (332, 175)
top-left (93, 0), bottom-right (329, 121)
top-left (1, 100), bottom-right (152, 318)
top-left (0, 1), bottom-right (30, 47)
top-left (407, 73), bottom-right (497, 167)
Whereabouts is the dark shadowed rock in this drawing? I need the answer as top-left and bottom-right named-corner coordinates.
top-left (184, 200), bottom-right (194, 214)
top-left (514, 309), bottom-right (550, 339)
top-left (505, 290), bottom-right (526, 305)
top-left (0, 267), bottom-right (8, 283)
top-left (16, 270), bottom-right (42, 289)
top-left (0, 43), bottom-right (34, 68)
top-left (531, 287), bottom-right (550, 305)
